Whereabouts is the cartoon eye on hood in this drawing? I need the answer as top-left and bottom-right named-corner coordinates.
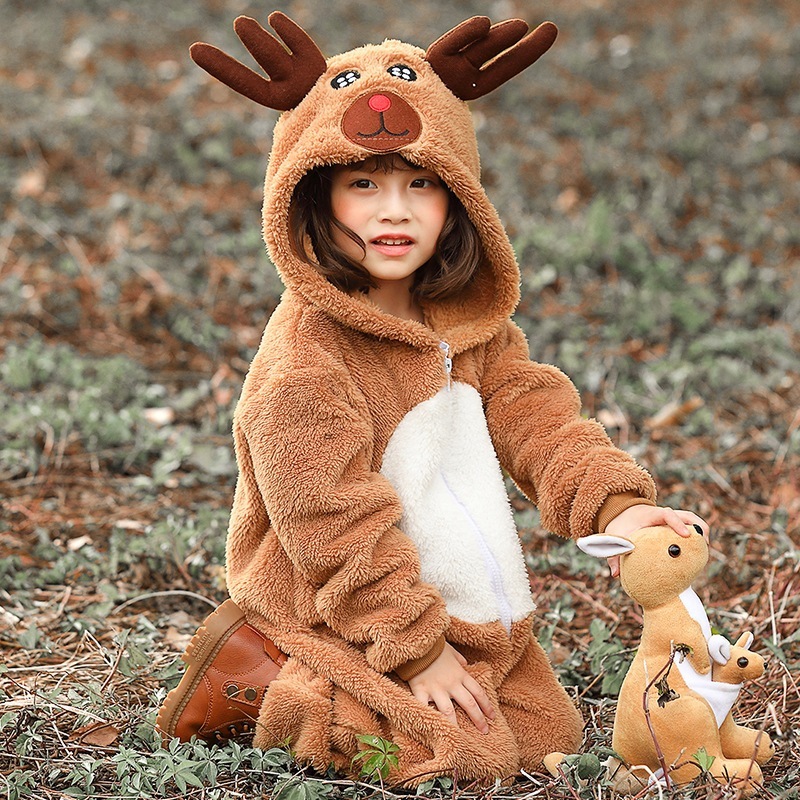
top-left (387, 64), bottom-right (416, 81)
top-left (331, 69), bottom-right (360, 89)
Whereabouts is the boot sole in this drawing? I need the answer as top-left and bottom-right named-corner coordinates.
top-left (156, 598), bottom-right (246, 743)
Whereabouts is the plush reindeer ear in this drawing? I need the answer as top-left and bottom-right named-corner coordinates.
top-left (425, 15), bottom-right (557, 101)
top-left (190, 11), bottom-right (327, 111)
top-left (576, 534), bottom-right (636, 559)
top-left (735, 631), bottom-right (754, 650)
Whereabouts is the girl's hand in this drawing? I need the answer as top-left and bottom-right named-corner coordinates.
top-left (604, 504), bottom-right (709, 578)
top-left (407, 642), bottom-right (495, 734)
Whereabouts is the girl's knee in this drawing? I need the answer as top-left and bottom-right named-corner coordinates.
top-left (501, 701), bottom-right (583, 769)
top-left (497, 636), bottom-right (584, 766)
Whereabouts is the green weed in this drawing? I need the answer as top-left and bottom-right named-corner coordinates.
top-left (586, 619), bottom-right (633, 697)
top-left (352, 734), bottom-right (400, 783)
top-left (0, 338), bottom-right (166, 477)
top-left (691, 746), bottom-right (716, 775)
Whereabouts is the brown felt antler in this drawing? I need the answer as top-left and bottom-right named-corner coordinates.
top-left (425, 16), bottom-right (558, 101)
top-left (189, 11), bottom-right (326, 111)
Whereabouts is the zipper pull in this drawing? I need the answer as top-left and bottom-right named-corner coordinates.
top-left (439, 341), bottom-right (452, 389)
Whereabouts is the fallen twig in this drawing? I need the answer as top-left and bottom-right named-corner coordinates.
top-left (111, 590), bottom-right (217, 614)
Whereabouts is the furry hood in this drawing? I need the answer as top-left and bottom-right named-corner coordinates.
top-left (191, 13), bottom-right (557, 351)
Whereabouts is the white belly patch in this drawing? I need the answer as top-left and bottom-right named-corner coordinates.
top-left (379, 382), bottom-right (535, 629)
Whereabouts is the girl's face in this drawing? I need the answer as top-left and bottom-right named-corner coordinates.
top-left (329, 158), bottom-right (449, 290)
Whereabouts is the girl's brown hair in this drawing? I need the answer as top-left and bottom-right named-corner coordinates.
top-left (287, 155), bottom-right (484, 301)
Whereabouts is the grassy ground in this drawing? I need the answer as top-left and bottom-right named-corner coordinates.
top-left (0, 0), bottom-right (798, 797)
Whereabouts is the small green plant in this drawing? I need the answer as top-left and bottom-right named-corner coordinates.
top-left (574, 752), bottom-right (603, 780)
top-left (415, 775), bottom-right (453, 796)
top-left (692, 746), bottom-right (716, 774)
top-left (0, 770), bottom-right (37, 800)
top-left (352, 734), bottom-right (400, 782)
top-left (274, 775), bottom-right (333, 800)
top-left (550, 750), bottom-right (610, 790)
top-left (586, 619), bottom-right (633, 696)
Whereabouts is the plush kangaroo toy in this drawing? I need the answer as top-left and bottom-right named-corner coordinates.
top-left (577, 526), bottom-right (773, 795)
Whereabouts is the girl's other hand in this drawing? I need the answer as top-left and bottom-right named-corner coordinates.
top-left (604, 504), bottom-right (709, 578)
top-left (407, 642), bottom-right (495, 734)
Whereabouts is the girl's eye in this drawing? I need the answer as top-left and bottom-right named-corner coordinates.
top-left (352, 179), bottom-right (374, 189)
top-left (411, 177), bottom-right (436, 188)
top-left (387, 64), bottom-right (417, 82)
top-left (331, 69), bottom-right (360, 89)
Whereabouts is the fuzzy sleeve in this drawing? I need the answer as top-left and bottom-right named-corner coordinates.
top-left (236, 366), bottom-right (449, 674)
top-left (480, 320), bottom-right (657, 539)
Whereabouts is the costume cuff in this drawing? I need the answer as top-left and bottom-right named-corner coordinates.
top-left (393, 635), bottom-right (446, 681)
top-left (593, 492), bottom-right (656, 533)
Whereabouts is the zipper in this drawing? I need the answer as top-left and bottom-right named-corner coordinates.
top-left (440, 471), bottom-right (514, 632)
top-left (438, 341), bottom-right (452, 389)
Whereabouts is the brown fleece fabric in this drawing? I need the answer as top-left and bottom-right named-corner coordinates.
top-left (212, 30), bottom-right (657, 785)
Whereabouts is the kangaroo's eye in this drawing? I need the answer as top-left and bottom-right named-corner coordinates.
top-left (668, 544), bottom-right (681, 558)
top-left (331, 70), bottom-right (360, 89)
top-left (387, 64), bottom-right (417, 82)
top-left (737, 657), bottom-right (749, 668)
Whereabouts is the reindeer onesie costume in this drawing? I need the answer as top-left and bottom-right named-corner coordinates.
top-left (182, 12), bottom-right (657, 784)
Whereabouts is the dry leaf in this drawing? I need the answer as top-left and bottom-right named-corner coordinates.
top-left (164, 610), bottom-right (196, 629)
top-left (143, 407), bottom-right (175, 427)
top-left (15, 169), bottom-right (46, 198)
top-left (0, 605), bottom-right (22, 628)
top-left (115, 519), bottom-right (146, 531)
top-left (645, 397), bottom-right (704, 430)
top-left (66, 535), bottom-right (93, 552)
top-left (163, 625), bottom-right (193, 652)
top-left (597, 408), bottom-right (628, 429)
top-left (70, 721), bottom-right (120, 747)
top-left (556, 186), bottom-right (581, 213)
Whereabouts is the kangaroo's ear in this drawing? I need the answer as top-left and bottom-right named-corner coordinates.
top-left (576, 534), bottom-right (635, 559)
top-left (735, 631), bottom-right (754, 650)
top-left (708, 633), bottom-right (732, 665)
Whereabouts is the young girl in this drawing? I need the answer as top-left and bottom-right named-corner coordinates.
top-left (157, 12), bottom-right (707, 784)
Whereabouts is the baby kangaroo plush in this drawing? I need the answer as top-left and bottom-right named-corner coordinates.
top-left (577, 526), bottom-right (773, 795)
top-left (708, 631), bottom-right (774, 767)
top-left (710, 631), bottom-right (763, 683)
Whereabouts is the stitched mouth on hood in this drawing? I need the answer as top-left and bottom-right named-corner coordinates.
top-left (358, 117), bottom-right (411, 139)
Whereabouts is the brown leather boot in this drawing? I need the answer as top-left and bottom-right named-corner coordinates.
top-left (156, 598), bottom-right (287, 745)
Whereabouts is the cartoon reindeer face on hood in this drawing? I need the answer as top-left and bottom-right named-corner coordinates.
top-left (190, 12), bottom-right (557, 347)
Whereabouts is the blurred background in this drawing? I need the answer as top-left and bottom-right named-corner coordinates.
top-left (1, 0), bottom-right (798, 795)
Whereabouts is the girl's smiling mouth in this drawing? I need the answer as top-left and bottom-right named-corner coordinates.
top-left (370, 236), bottom-right (415, 256)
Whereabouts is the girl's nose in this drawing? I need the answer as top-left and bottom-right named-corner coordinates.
top-left (378, 190), bottom-right (411, 223)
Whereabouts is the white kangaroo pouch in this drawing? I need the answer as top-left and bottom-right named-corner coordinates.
top-left (673, 588), bottom-right (743, 727)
